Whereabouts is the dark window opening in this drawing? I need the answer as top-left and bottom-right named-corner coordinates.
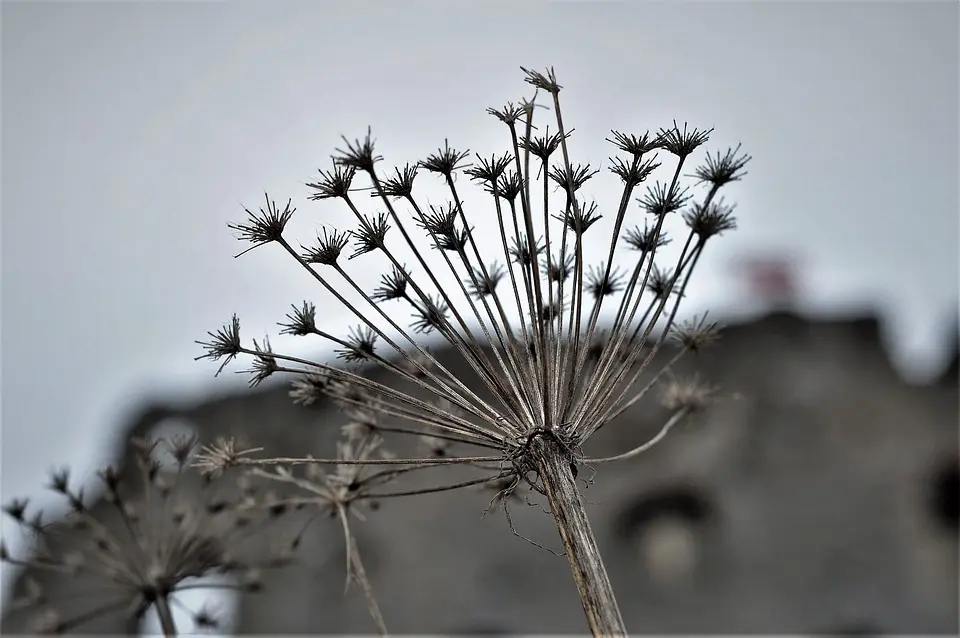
top-left (614, 484), bottom-right (714, 541)
top-left (929, 459), bottom-right (959, 533)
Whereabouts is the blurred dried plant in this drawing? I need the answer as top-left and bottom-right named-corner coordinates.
top-left (196, 66), bottom-right (749, 635)
top-left (1, 436), bottom-right (297, 636)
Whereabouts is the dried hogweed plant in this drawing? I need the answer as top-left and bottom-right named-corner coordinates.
top-left (196, 66), bottom-right (749, 636)
top-left (1, 436), bottom-right (298, 636)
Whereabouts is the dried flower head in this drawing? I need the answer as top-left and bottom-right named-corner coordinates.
top-left (191, 436), bottom-right (265, 478)
top-left (240, 336), bottom-right (278, 387)
top-left (279, 301), bottom-right (318, 336)
top-left (371, 264), bottom-right (411, 303)
top-left (523, 130), bottom-right (568, 162)
top-left (410, 295), bottom-right (450, 334)
top-left (623, 222), bottom-right (671, 253)
top-left (607, 130), bottom-right (660, 157)
top-left (227, 194), bottom-right (295, 257)
top-left (200, 66), bottom-right (750, 636)
top-left (657, 120), bottom-right (713, 159)
top-left (661, 374), bottom-right (718, 412)
top-left (638, 181), bottom-right (691, 218)
top-left (194, 314), bottom-right (241, 376)
top-left (509, 233), bottom-right (546, 266)
top-left (548, 163), bottom-right (599, 199)
top-left (494, 170), bottom-right (525, 201)
top-left (335, 326), bottom-right (378, 364)
top-left (586, 262), bottom-right (626, 299)
top-left (521, 66), bottom-right (562, 94)
top-left (334, 127), bottom-right (383, 172)
top-left (683, 198), bottom-right (738, 240)
top-left (420, 140), bottom-right (471, 177)
top-left (202, 62), bottom-right (747, 485)
top-left (1, 436), bottom-right (294, 635)
top-left (487, 102), bottom-right (527, 126)
top-left (609, 154), bottom-right (661, 188)
top-left (543, 251), bottom-right (575, 283)
top-left (349, 213), bottom-right (391, 259)
top-left (670, 316), bottom-right (721, 353)
top-left (465, 152), bottom-right (513, 185)
top-left (468, 262), bottom-right (507, 299)
top-left (288, 373), bottom-right (329, 406)
top-left (306, 164), bottom-right (357, 200)
top-left (553, 199), bottom-right (603, 236)
top-left (690, 143), bottom-right (752, 187)
top-left (379, 163), bottom-right (419, 199)
top-left (301, 227), bottom-right (351, 266)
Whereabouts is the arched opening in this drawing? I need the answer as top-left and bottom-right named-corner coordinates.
top-left (614, 484), bottom-right (715, 586)
top-left (615, 484), bottom-right (714, 538)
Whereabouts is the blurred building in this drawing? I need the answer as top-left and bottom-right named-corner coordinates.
top-left (2, 310), bottom-right (957, 634)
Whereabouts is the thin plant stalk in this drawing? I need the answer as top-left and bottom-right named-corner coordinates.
top-left (337, 504), bottom-right (388, 636)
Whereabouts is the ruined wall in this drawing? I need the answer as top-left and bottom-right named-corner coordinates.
top-left (3, 311), bottom-right (957, 634)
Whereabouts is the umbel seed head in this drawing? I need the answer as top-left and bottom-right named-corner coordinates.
top-left (194, 65), bottom-right (751, 636)
top-left (199, 63), bottom-right (747, 499)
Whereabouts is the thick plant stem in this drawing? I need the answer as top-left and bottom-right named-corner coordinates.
top-left (531, 435), bottom-right (627, 636)
top-left (153, 594), bottom-right (178, 637)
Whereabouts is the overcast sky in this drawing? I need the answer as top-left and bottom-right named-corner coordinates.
top-left (2, 0), bottom-right (957, 607)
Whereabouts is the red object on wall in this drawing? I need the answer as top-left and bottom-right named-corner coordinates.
top-left (735, 255), bottom-right (800, 303)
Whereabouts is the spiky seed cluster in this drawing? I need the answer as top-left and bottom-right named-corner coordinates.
top-left (197, 63), bottom-right (749, 546)
top-left (242, 337), bottom-right (279, 387)
top-left (336, 326), bottom-right (378, 364)
top-left (195, 314), bottom-right (241, 376)
top-left (661, 374), bottom-right (718, 412)
top-left (279, 301), bottom-right (318, 336)
top-left (1, 436), bottom-right (296, 635)
top-left (372, 265), bottom-right (410, 302)
top-left (227, 195), bottom-right (295, 257)
top-left (689, 143), bottom-right (752, 187)
top-left (301, 228), bottom-right (350, 266)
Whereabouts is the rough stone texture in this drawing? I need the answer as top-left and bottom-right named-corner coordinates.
top-left (3, 311), bottom-right (957, 635)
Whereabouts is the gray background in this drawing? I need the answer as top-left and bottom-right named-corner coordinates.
top-left (2, 0), bottom-right (957, 611)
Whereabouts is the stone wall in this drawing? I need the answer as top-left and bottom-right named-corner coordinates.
top-left (3, 311), bottom-right (957, 634)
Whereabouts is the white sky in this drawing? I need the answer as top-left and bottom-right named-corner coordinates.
top-left (2, 0), bottom-right (957, 611)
